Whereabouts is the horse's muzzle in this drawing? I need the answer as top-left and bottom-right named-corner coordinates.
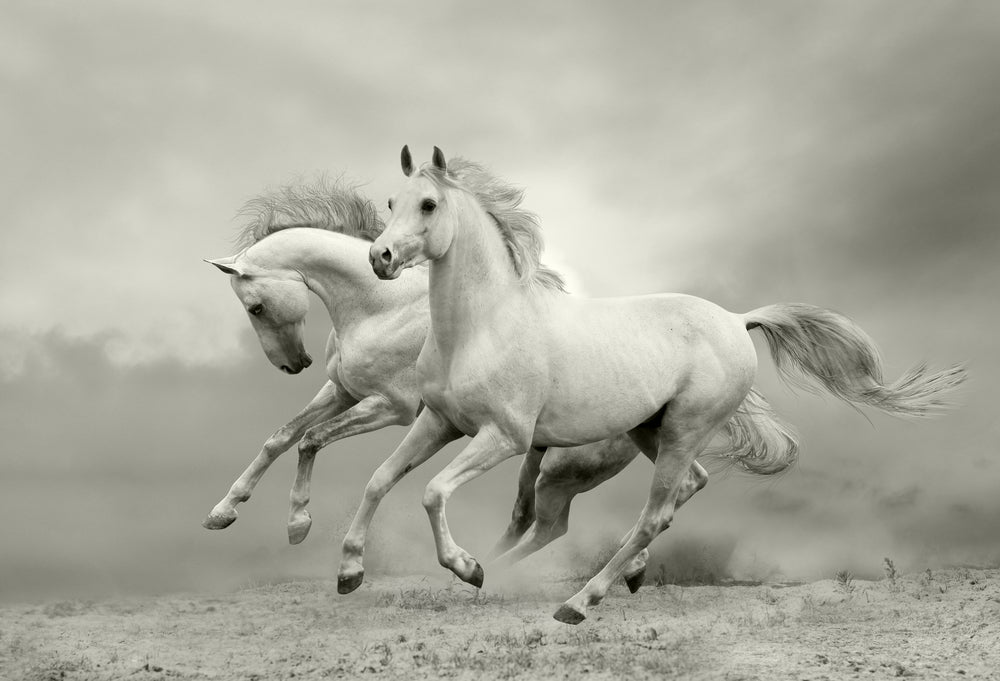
top-left (369, 244), bottom-right (402, 280)
top-left (280, 353), bottom-right (312, 375)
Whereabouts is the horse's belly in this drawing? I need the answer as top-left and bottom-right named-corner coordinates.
top-left (533, 366), bottom-right (676, 446)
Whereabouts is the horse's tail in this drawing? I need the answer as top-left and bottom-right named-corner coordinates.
top-left (707, 388), bottom-right (799, 475)
top-left (743, 303), bottom-right (966, 418)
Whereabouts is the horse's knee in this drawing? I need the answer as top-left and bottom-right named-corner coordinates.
top-left (363, 473), bottom-right (389, 504)
top-left (298, 433), bottom-right (321, 458)
top-left (422, 482), bottom-right (445, 512)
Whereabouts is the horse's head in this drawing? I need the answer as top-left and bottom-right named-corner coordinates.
top-left (205, 251), bottom-right (313, 374)
top-left (370, 145), bottom-right (454, 280)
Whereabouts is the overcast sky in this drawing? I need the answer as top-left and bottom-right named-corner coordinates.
top-left (1, 0), bottom-right (998, 601)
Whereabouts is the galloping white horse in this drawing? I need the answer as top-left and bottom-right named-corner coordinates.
top-left (202, 180), bottom-right (427, 543)
top-left (359, 146), bottom-right (965, 623)
top-left (202, 180), bottom-right (673, 588)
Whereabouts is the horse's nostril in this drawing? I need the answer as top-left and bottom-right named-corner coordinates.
top-left (281, 365), bottom-right (292, 374)
top-left (380, 248), bottom-right (392, 264)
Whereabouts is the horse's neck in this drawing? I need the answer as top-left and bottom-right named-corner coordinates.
top-left (287, 230), bottom-right (421, 333)
top-left (428, 204), bottom-right (519, 358)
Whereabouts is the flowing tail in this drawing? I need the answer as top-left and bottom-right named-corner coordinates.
top-left (743, 303), bottom-right (967, 417)
top-left (710, 388), bottom-right (800, 475)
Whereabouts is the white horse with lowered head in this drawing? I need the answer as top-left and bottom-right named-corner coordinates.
top-left (361, 146), bottom-right (966, 624)
top-left (202, 180), bottom-right (427, 544)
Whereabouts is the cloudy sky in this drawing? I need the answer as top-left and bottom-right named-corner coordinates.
top-left (2, 0), bottom-right (998, 601)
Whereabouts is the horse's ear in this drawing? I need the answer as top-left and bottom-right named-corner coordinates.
top-left (401, 145), bottom-right (414, 177)
top-left (205, 257), bottom-right (245, 277)
top-left (431, 146), bottom-right (447, 173)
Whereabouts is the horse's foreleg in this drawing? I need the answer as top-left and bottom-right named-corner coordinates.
top-left (422, 427), bottom-right (524, 587)
top-left (287, 395), bottom-right (409, 545)
top-left (203, 381), bottom-right (352, 530)
top-left (487, 447), bottom-right (544, 559)
top-left (621, 460), bottom-right (709, 592)
top-left (337, 407), bottom-right (461, 594)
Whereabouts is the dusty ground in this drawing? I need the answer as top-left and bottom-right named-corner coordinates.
top-left (2, 567), bottom-right (997, 680)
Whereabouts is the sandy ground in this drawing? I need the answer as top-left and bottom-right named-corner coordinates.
top-left (2, 567), bottom-right (997, 680)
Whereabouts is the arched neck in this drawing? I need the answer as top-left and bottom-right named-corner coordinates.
top-left (259, 229), bottom-right (424, 333)
top-left (427, 201), bottom-right (520, 358)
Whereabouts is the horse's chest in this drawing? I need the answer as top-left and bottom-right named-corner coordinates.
top-left (417, 354), bottom-right (506, 435)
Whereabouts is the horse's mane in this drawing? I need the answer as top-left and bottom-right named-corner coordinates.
top-left (234, 176), bottom-right (384, 250)
top-left (420, 159), bottom-right (567, 292)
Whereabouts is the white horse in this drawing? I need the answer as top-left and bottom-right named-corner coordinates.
top-left (201, 180), bottom-right (663, 589)
top-left (202, 180), bottom-right (427, 544)
top-left (359, 146), bottom-right (966, 624)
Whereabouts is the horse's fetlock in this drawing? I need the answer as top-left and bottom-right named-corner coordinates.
top-left (342, 537), bottom-right (363, 557)
top-left (298, 437), bottom-right (319, 457)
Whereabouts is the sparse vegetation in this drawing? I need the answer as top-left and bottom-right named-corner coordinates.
top-left (1, 569), bottom-right (997, 680)
top-left (835, 569), bottom-right (855, 594)
top-left (883, 557), bottom-right (900, 592)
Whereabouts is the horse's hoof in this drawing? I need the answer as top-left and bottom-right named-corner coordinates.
top-left (465, 562), bottom-right (485, 589)
top-left (287, 512), bottom-right (312, 545)
top-left (338, 571), bottom-right (365, 595)
top-left (202, 511), bottom-right (237, 530)
top-left (553, 603), bottom-right (586, 625)
top-left (625, 568), bottom-right (646, 594)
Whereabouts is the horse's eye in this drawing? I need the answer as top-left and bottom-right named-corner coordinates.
top-left (421, 199), bottom-right (437, 213)
top-left (248, 304), bottom-right (264, 316)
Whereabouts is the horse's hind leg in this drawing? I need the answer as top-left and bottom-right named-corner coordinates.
top-left (554, 415), bottom-right (722, 624)
top-left (488, 447), bottom-right (544, 559)
top-left (288, 394), bottom-right (411, 544)
top-left (203, 381), bottom-right (352, 531)
top-left (491, 478), bottom-right (575, 567)
top-left (620, 461), bottom-right (708, 592)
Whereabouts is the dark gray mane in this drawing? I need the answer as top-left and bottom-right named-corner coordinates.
top-left (234, 176), bottom-right (384, 250)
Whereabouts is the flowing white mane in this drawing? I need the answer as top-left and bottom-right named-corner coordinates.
top-left (420, 159), bottom-right (567, 292)
top-left (234, 176), bottom-right (384, 249)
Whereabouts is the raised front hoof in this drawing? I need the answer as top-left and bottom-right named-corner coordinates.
top-left (463, 562), bottom-right (485, 589)
top-left (625, 568), bottom-right (646, 594)
top-left (337, 571), bottom-right (365, 595)
top-left (552, 603), bottom-right (587, 625)
top-left (202, 511), bottom-right (237, 530)
top-left (287, 512), bottom-right (312, 545)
